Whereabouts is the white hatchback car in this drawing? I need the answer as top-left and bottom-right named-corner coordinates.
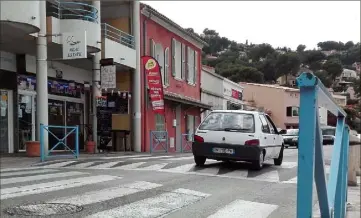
top-left (192, 110), bottom-right (284, 170)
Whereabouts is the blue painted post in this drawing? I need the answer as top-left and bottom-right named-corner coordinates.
top-left (314, 110), bottom-right (330, 218)
top-left (75, 126), bottom-right (79, 159)
top-left (40, 124), bottom-right (44, 162)
top-left (297, 85), bottom-right (317, 218)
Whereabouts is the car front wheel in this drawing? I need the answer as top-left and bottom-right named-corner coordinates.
top-left (194, 156), bottom-right (206, 166)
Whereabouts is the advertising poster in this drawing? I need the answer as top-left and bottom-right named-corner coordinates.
top-left (141, 56), bottom-right (165, 115)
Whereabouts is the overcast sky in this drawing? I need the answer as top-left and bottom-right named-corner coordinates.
top-left (142, 1), bottom-right (360, 50)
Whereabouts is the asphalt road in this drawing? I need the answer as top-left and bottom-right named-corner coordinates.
top-left (0, 148), bottom-right (332, 218)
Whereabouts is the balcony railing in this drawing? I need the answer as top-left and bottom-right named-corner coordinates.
top-left (101, 23), bottom-right (135, 49)
top-left (48, 0), bottom-right (98, 23)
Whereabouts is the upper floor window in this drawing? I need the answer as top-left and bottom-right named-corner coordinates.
top-left (286, 106), bottom-right (299, 117)
top-left (181, 44), bottom-right (186, 80)
top-left (187, 48), bottom-right (198, 84)
top-left (164, 48), bottom-right (170, 86)
top-left (171, 38), bottom-right (182, 79)
top-left (155, 43), bottom-right (165, 86)
top-left (149, 39), bottom-right (155, 57)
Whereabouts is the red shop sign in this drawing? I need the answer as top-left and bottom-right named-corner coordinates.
top-left (231, 89), bottom-right (239, 99)
top-left (141, 56), bottom-right (165, 114)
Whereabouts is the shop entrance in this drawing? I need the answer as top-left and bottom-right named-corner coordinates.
top-left (0, 89), bottom-right (14, 153)
top-left (18, 90), bottom-right (36, 151)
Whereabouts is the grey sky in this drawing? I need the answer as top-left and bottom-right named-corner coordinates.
top-left (142, 1), bottom-right (360, 50)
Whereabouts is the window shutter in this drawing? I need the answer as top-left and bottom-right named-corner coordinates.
top-left (286, 107), bottom-right (292, 117)
top-left (149, 39), bottom-right (154, 57)
top-left (171, 39), bottom-right (176, 77)
top-left (194, 51), bottom-right (198, 84)
top-left (164, 48), bottom-right (169, 86)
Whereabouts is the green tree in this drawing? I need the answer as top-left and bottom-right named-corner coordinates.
top-left (317, 41), bottom-right (344, 51)
top-left (248, 43), bottom-right (275, 62)
top-left (314, 70), bottom-right (333, 87)
top-left (275, 52), bottom-right (301, 80)
top-left (344, 41), bottom-right (355, 50)
top-left (296, 44), bottom-right (306, 53)
top-left (256, 53), bottom-right (278, 82)
top-left (322, 58), bottom-right (343, 79)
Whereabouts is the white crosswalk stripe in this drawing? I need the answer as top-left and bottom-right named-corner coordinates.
top-left (44, 161), bottom-right (77, 168)
top-left (1, 171), bottom-right (87, 185)
top-left (114, 162), bottom-right (147, 169)
top-left (66, 161), bottom-right (99, 168)
top-left (127, 155), bottom-right (174, 160)
top-left (207, 199), bottom-right (278, 218)
top-left (88, 161), bottom-right (123, 169)
top-left (0, 167), bottom-right (282, 217)
top-left (0, 169), bottom-right (59, 177)
top-left (0, 175), bottom-right (120, 200)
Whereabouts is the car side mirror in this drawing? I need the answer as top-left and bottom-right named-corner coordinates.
top-left (279, 129), bottom-right (287, 135)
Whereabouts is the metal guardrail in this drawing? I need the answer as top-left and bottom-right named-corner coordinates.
top-left (101, 23), bottom-right (135, 49)
top-left (150, 131), bottom-right (168, 153)
top-left (181, 134), bottom-right (193, 153)
top-left (50, 1), bottom-right (98, 23)
top-left (40, 124), bottom-right (79, 162)
top-left (296, 72), bottom-right (349, 218)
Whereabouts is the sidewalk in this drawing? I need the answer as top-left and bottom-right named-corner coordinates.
top-left (346, 176), bottom-right (361, 218)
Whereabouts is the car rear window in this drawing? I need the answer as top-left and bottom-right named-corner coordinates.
top-left (198, 112), bottom-right (255, 132)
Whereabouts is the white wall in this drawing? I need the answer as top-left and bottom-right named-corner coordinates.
top-left (0, 1), bottom-right (40, 32)
top-left (201, 69), bottom-right (223, 96)
top-left (201, 92), bottom-right (223, 121)
top-left (0, 51), bottom-right (16, 72)
top-left (26, 55), bottom-right (92, 83)
top-left (104, 38), bottom-right (136, 69)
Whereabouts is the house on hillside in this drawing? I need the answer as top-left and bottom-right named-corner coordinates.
top-left (276, 66), bottom-right (312, 87)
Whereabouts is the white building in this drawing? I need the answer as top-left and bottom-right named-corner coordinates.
top-left (200, 65), bottom-right (245, 121)
top-left (0, 1), bottom-right (141, 153)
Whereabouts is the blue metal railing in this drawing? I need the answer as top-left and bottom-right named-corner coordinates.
top-left (50, 1), bottom-right (98, 23)
top-left (40, 124), bottom-right (79, 162)
top-left (150, 131), bottom-right (168, 153)
top-left (181, 133), bottom-right (193, 153)
top-left (296, 72), bottom-right (349, 218)
top-left (101, 23), bottom-right (135, 49)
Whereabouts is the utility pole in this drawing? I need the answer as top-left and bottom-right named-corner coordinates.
top-left (92, 0), bottom-right (101, 152)
top-left (36, 0), bottom-right (48, 153)
top-left (132, 0), bottom-right (142, 152)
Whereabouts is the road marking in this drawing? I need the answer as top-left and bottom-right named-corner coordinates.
top-left (159, 163), bottom-right (195, 173)
top-left (0, 169), bottom-right (59, 177)
top-left (0, 175), bottom-right (120, 200)
top-left (114, 162), bottom-right (147, 170)
top-left (86, 188), bottom-right (209, 218)
top-left (65, 162), bottom-right (99, 168)
top-left (207, 199), bottom-right (278, 218)
top-left (49, 181), bottom-right (162, 205)
top-left (219, 169), bottom-right (248, 178)
top-left (0, 167), bottom-right (46, 172)
top-left (43, 161), bottom-right (77, 168)
top-left (250, 170), bottom-right (280, 182)
top-left (282, 176), bottom-right (297, 184)
top-left (128, 155), bottom-right (174, 160)
top-left (279, 162), bottom-right (298, 169)
top-left (135, 163), bottom-right (168, 171)
top-left (96, 155), bottom-right (151, 160)
top-left (88, 161), bottom-right (123, 169)
top-left (161, 156), bottom-right (194, 161)
top-left (1, 171), bottom-right (87, 185)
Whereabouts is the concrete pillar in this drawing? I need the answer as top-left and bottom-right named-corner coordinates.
top-left (348, 134), bottom-right (360, 186)
top-left (132, 0), bottom-right (141, 152)
top-left (92, 0), bottom-right (101, 152)
top-left (36, 0), bottom-right (48, 152)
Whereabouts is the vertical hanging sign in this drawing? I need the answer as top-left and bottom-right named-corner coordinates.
top-left (141, 56), bottom-right (165, 114)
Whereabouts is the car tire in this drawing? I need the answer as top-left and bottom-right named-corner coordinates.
top-left (194, 156), bottom-right (206, 166)
top-left (251, 151), bottom-right (264, 170)
top-left (274, 145), bottom-right (284, 166)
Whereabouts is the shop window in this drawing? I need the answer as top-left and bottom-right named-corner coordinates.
top-left (155, 114), bottom-right (165, 131)
top-left (286, 106), bottom-right (299, 117)
top-left (106, 93), bottom-right (129, 114)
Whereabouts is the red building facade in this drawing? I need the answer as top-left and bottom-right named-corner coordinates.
top-left (140, 4), bottom-right (211, 152)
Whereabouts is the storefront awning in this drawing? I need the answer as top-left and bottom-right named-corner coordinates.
top-left (164, 91), bottom-right (212, 110)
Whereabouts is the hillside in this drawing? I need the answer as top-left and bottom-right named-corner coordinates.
top-left (189, 28), bottom-right (360, 96)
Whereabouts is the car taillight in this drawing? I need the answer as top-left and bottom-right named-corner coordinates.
top-left (245, 139), bottom-right (260, 146)
top-left (194, 135), bottom-right (204, 143)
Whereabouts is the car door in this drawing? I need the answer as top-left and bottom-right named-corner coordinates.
top-left (258, 114), bottom-right (274, 159)
top-left (265, 114), bottom-right (283, 158)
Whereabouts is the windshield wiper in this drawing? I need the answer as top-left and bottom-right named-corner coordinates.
top-left (224, 128), bottom-right (250, 132)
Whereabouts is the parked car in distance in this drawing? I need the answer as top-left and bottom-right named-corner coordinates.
top-left (192, 110), bottom-right (284, 170)
top-left (281, 129), bottom-right (299, 148)
top-left (321, 126), bottom-right (336, 145)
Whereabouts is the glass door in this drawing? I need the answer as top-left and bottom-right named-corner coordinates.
top-left (18, 93), bottom-right (36, 151)
top-left (48, 99), bottom-right (65, 150)
top-left (0, 90), bottom-right (13, 153)
top-left (66, 101), bottom-right (84, 150)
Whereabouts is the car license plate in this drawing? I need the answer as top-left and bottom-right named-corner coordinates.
top-left (212, 147), bottom-right (234, 154)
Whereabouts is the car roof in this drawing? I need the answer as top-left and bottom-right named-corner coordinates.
top-left (210, 110), bottom-right (262, 115)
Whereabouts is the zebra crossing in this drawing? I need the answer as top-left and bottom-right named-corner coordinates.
top-left (0, 167), bottom-right (280, 217)
top-left (32, 154), bottom-right (300, 183)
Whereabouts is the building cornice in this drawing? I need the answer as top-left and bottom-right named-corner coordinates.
top-left (141, 4), bottom-right (208, 49)
top-left (201, 88), bottom-right (224, 98)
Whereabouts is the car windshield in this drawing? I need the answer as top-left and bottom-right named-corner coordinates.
top-left (322, 128), bottom-right (336, 136)
top-left (285, 129), bottom-right (299, 136)
top-left (198, 112), bottom-right (255, 132)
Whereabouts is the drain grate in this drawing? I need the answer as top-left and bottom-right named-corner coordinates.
top-left (5, 203), bottom-right (83, 216)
